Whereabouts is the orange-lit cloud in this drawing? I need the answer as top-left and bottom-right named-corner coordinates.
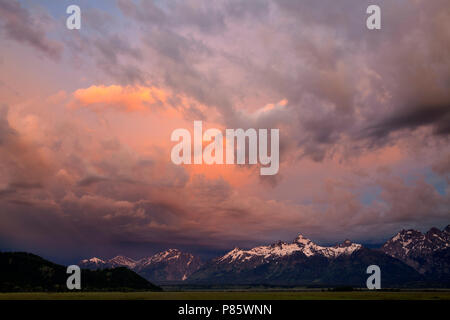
top-left (72, 85), bottom-right (169, 112)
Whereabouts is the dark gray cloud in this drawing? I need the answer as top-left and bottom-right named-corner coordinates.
top-left (117, 0), bottom-right (168, 27)
top-left (220, 0), bottom-right (450, 160)
top-left (64, 6), bottom-right (146, 85)
top-left (0, 104), bottom-right (15, 143)
top-left (77, 175), bottom-right (109, 187)
top-left (0, 0), bottom-right (62, 60)
top-left (366, 103), bottom-right (450, 139)
top-left (65, 31), bottom-right (146, 85)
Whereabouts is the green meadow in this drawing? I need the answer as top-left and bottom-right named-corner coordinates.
top-left (1, 291), bottom-right (449, 300)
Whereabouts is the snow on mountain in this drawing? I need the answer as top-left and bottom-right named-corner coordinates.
top-left (381, 225), bottom-right (450, 273)
top-left (107, 255), bottom-right (138, 269)
top-left (77, 226), bottom-right (450, 284)
top-left (135, 249), bottom-right (203, 282)
top-left (137, 249), bottom-right (183, 268)
top-left (382, 226), bottom-right (450, 261)
top-left (81, 257), bottom-right (105, 265)
top-left (218, 234), bottom-right (362, 264)
top-left (79, 249), bottom-right (203, 282)
top-left (81, 257), bottom-right (105, 264)
top-left (79, 255), bottom-right (137, 269)
top-left (79, 257), bottom-right (106, 269)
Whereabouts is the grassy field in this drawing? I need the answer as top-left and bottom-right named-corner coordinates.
top-left (1, 291), bottom-right (449, 300)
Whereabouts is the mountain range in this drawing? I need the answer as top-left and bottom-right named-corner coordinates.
top-left (79, 225), bottom-right (450, 287)
top-left (80, 249), bottom-right (202, 284)
top-left (382, 226), bottom-right (450, 281)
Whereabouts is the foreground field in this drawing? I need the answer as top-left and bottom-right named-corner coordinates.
top-left (1, 291), bottom-right (450, 300)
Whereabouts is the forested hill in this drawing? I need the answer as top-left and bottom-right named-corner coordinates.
top-left (0, 252), bottom-right (162, 292)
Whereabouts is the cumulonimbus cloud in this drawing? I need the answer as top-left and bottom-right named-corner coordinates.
top-left (0, 0), bottom-right (449, 262)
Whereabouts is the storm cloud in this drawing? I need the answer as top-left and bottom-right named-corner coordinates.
top-left (0, 0), bottom-right (449, 263)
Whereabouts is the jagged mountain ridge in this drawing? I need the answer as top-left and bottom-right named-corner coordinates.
top-left (79, 225), bottom-right (450, 286)
top-left (135, 249), bottom-right (203, 282)
top-left (188, 247), bottom-right (424, 287)
top-left (382, 226), bottom-right (450, 261)
top-left (80, 255), bottom-right (138, 269)
top-left (80, 235), bottom-right (362, 282)
top-left (79, 249), bottom-right (202, 283)
top-left (188, 234), bottom-right (382, 286)
top-left (218, 235), bottom-right (362, 265)
top-left (381, 225), bottom-right (450, 277)
top-left (187, 228), bottom-right (449, 286)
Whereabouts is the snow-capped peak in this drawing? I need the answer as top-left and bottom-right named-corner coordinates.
top-left (108, 255), bottom-right (138, 268)
top-left (150, 249), bottom-right (182, 261)
top-left (79, 249), bottom-right (202, 282)
top-left (382, 226), bottom-right (450, 261)
top-left (218, 235), bottom-right (362, 264)
top-left (137, 249), bottom-right (188, 267)
top-left (81, 257), bottom-right (105, 264)
top-left (294, 234), bottom-right (313, 245)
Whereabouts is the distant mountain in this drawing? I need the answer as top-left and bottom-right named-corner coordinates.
top-left (77, 226), bottom-right (450, 287)
top-left (78, 257), bottom-right (106, 269)
top-left (107, 255), bottom-right (139, 269)
top-left (0, 252), bottom-right (162, 292)
top-left (80, 249), bottom-right (203, 284)
top-left (135, 249), bottom-right (203, 283)
top-left (381, 225), bottom-right (450, 283)
top-left (217, 236), bottom-right (362, 265)
top-left (187, 234), bottom-right (423, 287)
top-left (80, 255), bottom-right (138, 269)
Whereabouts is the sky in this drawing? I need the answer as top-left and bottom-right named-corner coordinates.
top-left (0, 0), bottom-right (449, 264)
